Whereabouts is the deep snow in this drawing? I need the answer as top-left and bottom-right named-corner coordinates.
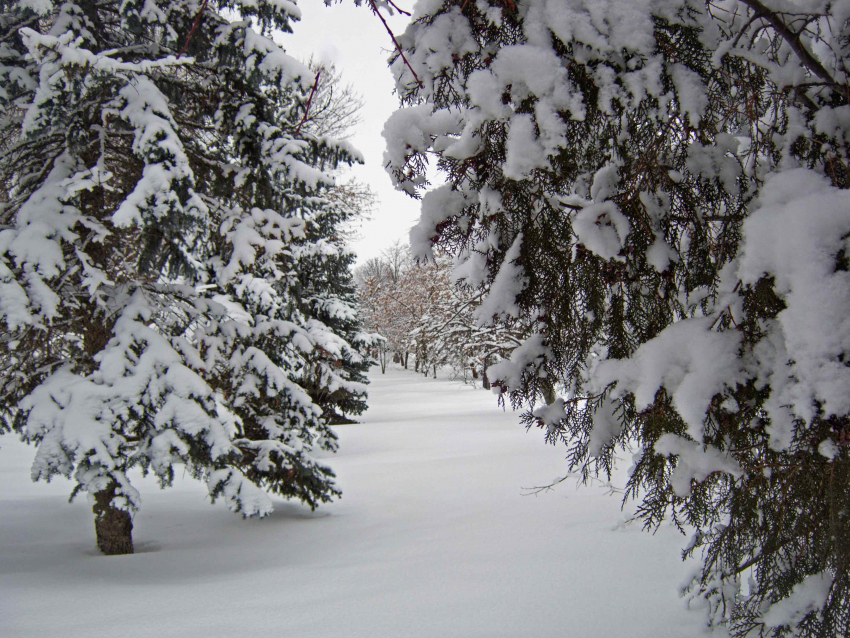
top-left (1, 366), bottom-right (720, 637)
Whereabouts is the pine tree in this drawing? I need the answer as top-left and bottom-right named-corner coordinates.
top-left (385, 1), bottom-right (850, 636)
top-left (0, 0), bottom-right (361, 554)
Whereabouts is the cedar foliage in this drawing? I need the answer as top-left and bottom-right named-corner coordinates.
top-left (386, 1), bottom-right (850, 635)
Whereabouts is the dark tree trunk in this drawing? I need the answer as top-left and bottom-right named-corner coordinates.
top-left (542, 380), bottom-right (556, 405)
top-left (403, 352), bottom-right (409, 369)
top-left (92, 483), bottom-right (134, 555)
top-left (482, 356), bottom-right (490, 390)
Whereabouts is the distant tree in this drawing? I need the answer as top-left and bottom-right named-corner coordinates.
top-left (357, 245), bottom-right (528, 381)
top-left (299, 60), bottom-right (364, 140)
top-left (357, 243), bottom-right (412, 371)
top-left (381, 239), bottom-right (412, 283)
top-left (386, 1), bottom-right (850, 636)
top-left (355, 257), bottom-right (392, 287)
top-left (356, 275), bottom-right (394, 373)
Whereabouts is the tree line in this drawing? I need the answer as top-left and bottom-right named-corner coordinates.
top-left (356, 242), bottom-right (528, 386)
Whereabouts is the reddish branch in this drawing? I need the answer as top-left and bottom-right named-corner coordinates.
top-left (294, 70), bottom-right (322, 135)
top-left (385, 0), bottom-right (411, 16)
top-left (736, 0), bottom-right (839, 88)
top-left (368, 0), bottom-right (423, 88)
top-left (178, 0), bottom-right (210, 58)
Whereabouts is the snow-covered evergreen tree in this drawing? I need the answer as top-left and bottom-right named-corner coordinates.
top-left (291, 185), bottom-right (372, 425)
top-left (287, 70), bottom-right (375, 425)
top-left (0, 0), bottom-right (362, 554)
top-left (386, 1), bottom-right (850, 636)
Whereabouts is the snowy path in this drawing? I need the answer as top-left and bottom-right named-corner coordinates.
top-left (1, 367), bottom-right (716, 638)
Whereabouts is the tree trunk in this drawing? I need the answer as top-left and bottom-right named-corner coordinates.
top-left (403, 352), bottom-right (409, 369)
top-left (432, 364), bottom-right (437, 378)
top-left (482, 356), bottom-right (491, 390)
top-left (542, 380), bottom-right (556, 405)
top-left (93, 483), bottom-right (133, 555)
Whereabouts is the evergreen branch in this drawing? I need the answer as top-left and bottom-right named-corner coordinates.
top-left (521, 472), bottom-right (578, 495)
top-left (736, 0), bottom-right (840, 89)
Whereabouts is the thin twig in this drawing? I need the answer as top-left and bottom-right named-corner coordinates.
top-left (368, 0), bottom-right (423, 88)
top-left (385, 0), bottom-right (411, 16)
top-left (294, 70), bottom-right (322, 135)
top-left (178, 0), bottom-right (210, 59)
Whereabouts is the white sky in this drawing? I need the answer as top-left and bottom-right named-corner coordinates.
top-left (281, 1), bottom-right (422, 266)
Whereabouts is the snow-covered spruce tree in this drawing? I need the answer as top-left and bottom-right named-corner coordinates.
top-left (385, 1), bottom-right (850, 636)
top-left (0, 0), bottom-right (361, 554)
top-left (289, 185), bottom-right (372, 425)
top-left (287, 69), bottom-right (375, 425)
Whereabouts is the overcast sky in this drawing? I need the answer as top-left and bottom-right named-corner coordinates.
top-left (280, 1), bottom-right (421, 267)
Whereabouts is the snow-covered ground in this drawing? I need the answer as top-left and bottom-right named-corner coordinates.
top-left (1, 367), bottom-right (720, 638)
